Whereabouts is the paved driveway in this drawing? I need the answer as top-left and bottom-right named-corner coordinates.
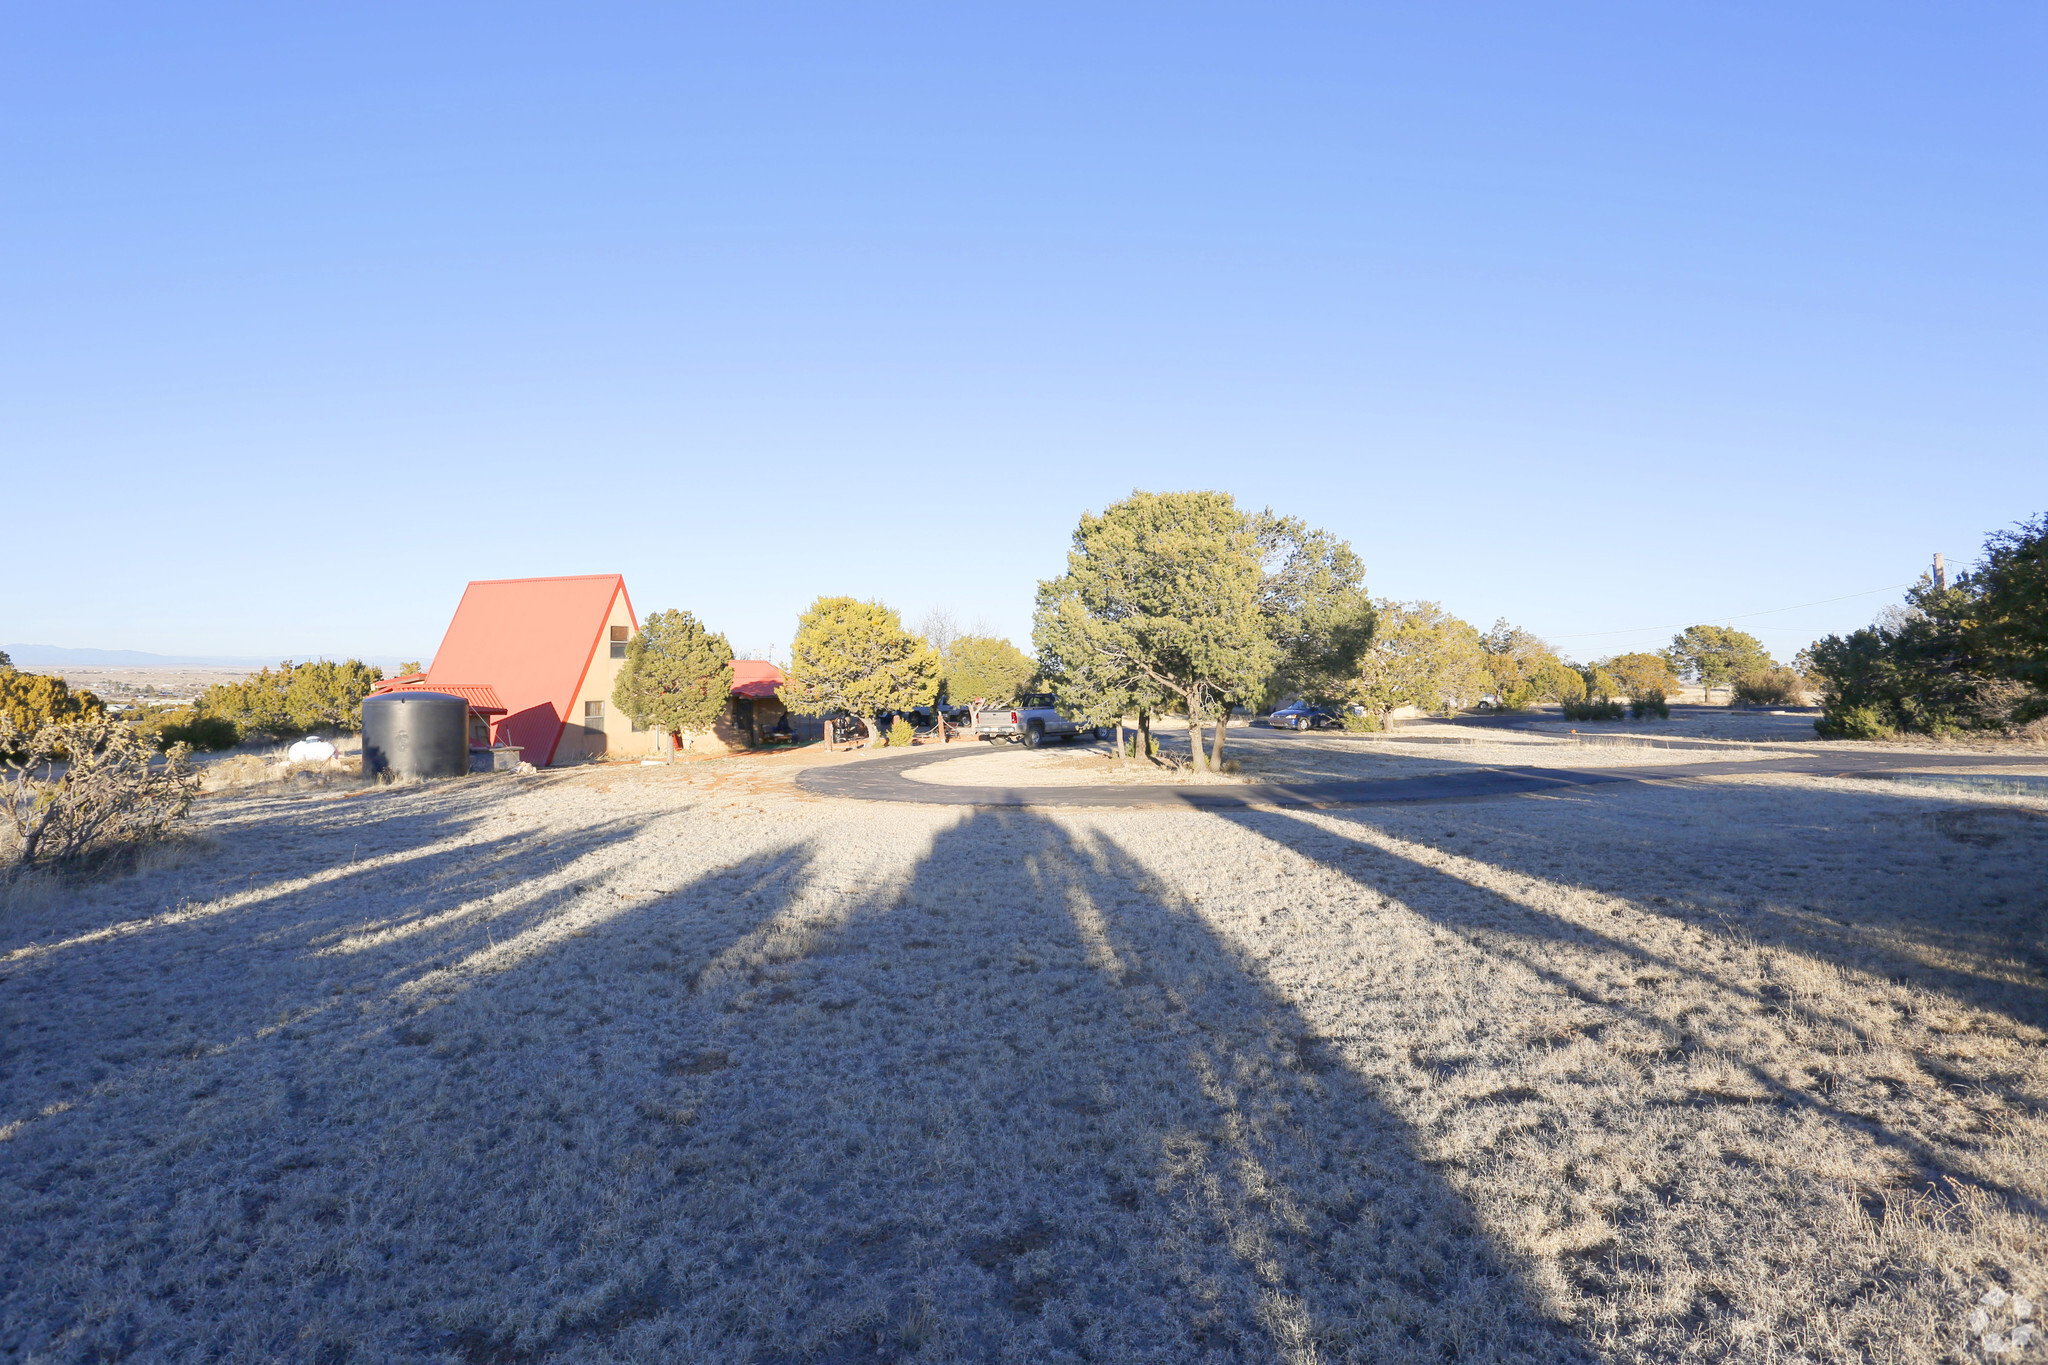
top-left (799, 738), bottom-right (2048, 808)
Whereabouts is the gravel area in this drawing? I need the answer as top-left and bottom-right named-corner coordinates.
top-left (2, 752), bottom-right (2044, 1362)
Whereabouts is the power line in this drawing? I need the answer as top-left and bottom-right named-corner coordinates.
top-left (1547, 581), bottom-right (1913, 641)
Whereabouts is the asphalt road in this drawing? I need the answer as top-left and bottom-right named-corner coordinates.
top-left (797, 736), bottom-right (2048, 810)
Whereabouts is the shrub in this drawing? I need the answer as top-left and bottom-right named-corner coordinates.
top-left (1561, 697), bottom-right (1626, 721)
top-left (284, 659), bottom-right (384, 732)
top-left (1481, 621), bottom-right (1583, 710)
top-left (1732, 667), bottom-right (1803, 707)
top-left (162, 714), bottom-right (241, 750)
top-left (887, 716), bottom-right (916, 747)
top-left (196, 659), bottom-right (383, 739)
top-left (1630, 689), bottom-right (1670, 720)
top-left (1814, 704), bottom-right (1895, 741)
top-left (1603, 652), bottom-right (1678, 699)
top-left (1123, 732), bottom-right (1161, 758)
top-left (1340, 712), bottom-right (1383, 733)
top-left (2, 716), bottom-right (198, 872)
top-left (130, 705), bottom-right (240, 751)
top-left (1804, 517), bottom-right (2048, 737)
top-left (0, 670), bottom-right (105, 756)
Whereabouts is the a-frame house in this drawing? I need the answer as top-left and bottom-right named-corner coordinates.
top-left (410, 574), bottom-right (639, 766)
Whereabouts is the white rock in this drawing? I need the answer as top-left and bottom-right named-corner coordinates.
top-left (288, 738), bottom-right (337, 764)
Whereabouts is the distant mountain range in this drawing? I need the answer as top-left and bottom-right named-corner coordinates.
top-left (5, 644), bottom-right (415, 670)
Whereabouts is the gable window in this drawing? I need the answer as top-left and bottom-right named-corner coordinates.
top-left (584, 700), bottom-right (605, 732)
top-left (610, 625), bottom-right (629, 659)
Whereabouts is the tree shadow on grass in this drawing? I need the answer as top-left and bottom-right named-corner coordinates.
top-left (394, 807), bottom-right (1589, 1364)
top-left (3, 802), bottom-right (1601, 1364)
top-left (1286, 775), bottom-right (2048, 1033)
top-left (1194, 786), bottom-right (2048, 1341)
top-left (0, 784), bottom-right (668, 1138)
top-left (0, 825), bottom-right (827, 1365)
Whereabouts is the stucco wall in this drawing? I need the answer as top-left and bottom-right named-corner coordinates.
top-left (550, 594), bottom-right (660, 764)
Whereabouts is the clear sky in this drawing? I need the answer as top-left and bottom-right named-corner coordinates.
top-left (5, 5), bottom-right (2042, 666)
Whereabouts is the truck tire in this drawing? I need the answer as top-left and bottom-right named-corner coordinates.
top-left (1023, 722), bottom-right (1044, 748)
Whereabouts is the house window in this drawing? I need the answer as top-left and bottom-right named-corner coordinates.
top-left (610, 625), bottom-right (629, 659)
top-left (584, 700), bottom-right (605, 732)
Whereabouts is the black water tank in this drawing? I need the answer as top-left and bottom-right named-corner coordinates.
top-left (361, 692), bottom-right (469, 781)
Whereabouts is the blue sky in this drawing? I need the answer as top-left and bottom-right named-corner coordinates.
top-left (5, 5), bottom-right (2042, 666)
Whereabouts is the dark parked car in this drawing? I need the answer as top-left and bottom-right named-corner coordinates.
top-left (1269, 702), bottom-right (1340, 731)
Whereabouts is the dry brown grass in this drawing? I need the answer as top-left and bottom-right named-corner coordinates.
top-left (199, 749), bottom-right (361, 792)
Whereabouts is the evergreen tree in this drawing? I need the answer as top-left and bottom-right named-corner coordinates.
top-left (1344, 601), bottom-right (1490, 728)
top-left (0, 670), bottom-right (106, 759)
top-left (285, 660), bottom-right (384, 732)
top-left (197, 660), bottom-right (381, 736)
top-left (780, 598), bottom-right (940, 745)
top-left (1972, 512), bottom-right (2048, 692)
top-left (1480, 622), bottom-right (1583, 709)
top-left (1663, 625), bottom-right (1774, 695)
top-left (612, 610), bottom-right (736, 748)
top-left (1599, 652), bottom-right (1678, 700)
top-left (1034, 490), bottom-right (1369, 771)
top-left (942, 636), bottom-right (1038, 711)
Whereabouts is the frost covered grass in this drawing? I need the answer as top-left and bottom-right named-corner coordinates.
top-left (904, 729), bottom-right (1806, 788)
top-left (1, 756), bottom-right (2043, 1362)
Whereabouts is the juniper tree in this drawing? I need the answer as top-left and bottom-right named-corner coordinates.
top-left (780, 598), bottom-right (941, 746)
top-left (1033, 490), bottom-right (1371, 772)
top-left (1663, 625), bottom-right (1774, 696)
top-left (1344, 601), bottom-right (1490, 730)
top-left (942, 635), bottom-right (1038, 720)
top-left (1480, 622), bottom-right (1584, 710)
top-left (1599, 651), bottom-right (1678, 701)
top-left (612, 610), bottom-right (736, 751)
top-left (284, 660), bottom-right (384, 732)
top-left (1972, 512), bottom-right (2048, 692)
top-left (0, 671), bottom-right (107, 760)
top-left (195, 660), bottom-right (382, 737)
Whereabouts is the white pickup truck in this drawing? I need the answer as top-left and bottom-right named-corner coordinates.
top-left (972, 693), bottom-right (1105, 747)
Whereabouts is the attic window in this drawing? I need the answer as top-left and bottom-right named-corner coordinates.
top-left (610, 625), bottom-right (629, 659)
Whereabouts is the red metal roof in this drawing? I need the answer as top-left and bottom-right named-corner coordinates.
top-left (424, 575), bottom-right (634, 765)
top-left (372, 680), bottom-right (507, 714)
top-left (731, 659), bottom-right (784, 700)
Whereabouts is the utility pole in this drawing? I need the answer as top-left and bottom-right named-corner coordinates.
top-left (1933, 552), bottom-right (1947, 591)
